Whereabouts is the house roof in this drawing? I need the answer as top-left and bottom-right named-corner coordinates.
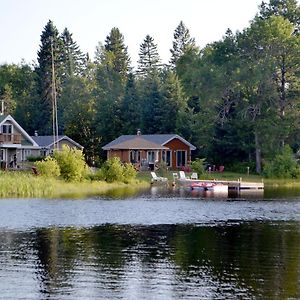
top-left (103, 136), bottom-right (169, 150)
top-left (31, 135), bottom-right (83, 149)
top-left (0, 114), bottom-right (39, 147)
top-left (102, 134), bottom-right (196, 150)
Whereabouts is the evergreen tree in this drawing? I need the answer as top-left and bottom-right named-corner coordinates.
top-left (120, 73), bottom-right (142, 134)
top-left (137, 35), bottom-right (161, 77)
top-left (60, 28), bottom-right (86, 79)
top-left (160, 71), bottom-right (187, 133)
top-left (140, 75), bottom-right (164, 133)
top-left (102, 27), bottom-right (131, 78)
top-left (94, 28), bottom-right (131, 145)
top-left (36, 20), bottom-right (63, 134)
top-left (170, 21), bottom-right (196, 67)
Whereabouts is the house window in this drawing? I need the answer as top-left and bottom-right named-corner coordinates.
top-left (23, 149), bottom-right (32, 160)
top-left (176, 150), bottom-right (187, 167)
top-left (162, 150), bottom-right (172, 167)
top-left (130, 150), bottom-right (140, 163)
top-left (147, 151), bottom-right (158, 163)
top-left (1, 124), bottom-right (12, 134)
top-left (0, 149), bottom-right (5, 161)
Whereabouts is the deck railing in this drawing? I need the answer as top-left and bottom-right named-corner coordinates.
top-left (0, 133), bottom-right (21, 144)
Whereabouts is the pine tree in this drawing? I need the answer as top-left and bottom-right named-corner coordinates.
top-left (170, 21), bottom-right (196, 67)
top-left (160, 71), bottom-right (187, 133)
top-left (120, 73), bottom-right (142, 134)
top-left (60, 28), bottom-right (86, 79)
top-left (140, 75), bottom-right (164, 133)
top-left (36, 20), bottom-right (63, 134)
top-left (102, 27), bottom-right (131, 78)
top-left (137, 35), bottom-right (161, 77)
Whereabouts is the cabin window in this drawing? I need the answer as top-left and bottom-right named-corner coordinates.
top-left (176, 150), bottom-right (186, 167)
top-left (162, 150), bottom-right (172, 167)
top-left (147, 151), bottom-right (158, 163)
top-left (0, 149), bottom-right (5, 161)
top-left (130, 150), bottom-right (140, 163)
top-left (1, 124), bottom-right (12, 134)
top-left (23, 149), bottom-right (32, 160)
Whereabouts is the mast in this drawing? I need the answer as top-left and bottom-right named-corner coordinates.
top-left (51, 38), bottom-right (59, 151)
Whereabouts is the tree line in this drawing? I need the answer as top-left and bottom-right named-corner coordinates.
top-left (0, 0), bottom-right (300, 173)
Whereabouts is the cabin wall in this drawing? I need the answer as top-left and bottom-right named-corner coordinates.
top-left (164, 138), bottom-right (191, 169)
top-left (108, 150), bottom-right (130, 162)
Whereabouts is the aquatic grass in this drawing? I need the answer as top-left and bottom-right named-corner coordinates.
top-left (0, 171), bottom-right (149, 198)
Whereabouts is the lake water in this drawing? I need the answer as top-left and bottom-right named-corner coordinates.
top-left (0, 187), bottom-right (300, 299)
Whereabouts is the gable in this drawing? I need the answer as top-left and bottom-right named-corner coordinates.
top-left (0, 115), bottom-right (39, 147)
top-left (31, 135), bottom-right (83, 149)
top-left (163, 138), bottom-right (190, 150)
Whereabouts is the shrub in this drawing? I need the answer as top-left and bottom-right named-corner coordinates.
top-left (191, 158), bottom-right (205, 177)
top-left (54, 145), bottom-right (88, 182)
top-left (101, 157), bottom-right (137, 183)
top-left (122, 163), bottom-right (137, 183)
top-left (263, 145), bottom-right (300, 179)
top-left (34, 156), bottom-right (60, 177)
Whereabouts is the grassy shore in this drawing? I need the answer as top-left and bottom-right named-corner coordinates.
top-left (0, 171), bottom-right (149, 198)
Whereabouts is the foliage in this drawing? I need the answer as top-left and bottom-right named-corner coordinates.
top-left (122, 163), bottom-right (137, 183)
top-left (263, 145), bottom-right (300, 178)
top-left (34, 156), bottom-right (60, 177)
top-left (170, 21), bottom-right (197, 67)
top-left (101, 157), bottom-right (136, 183)
top-left (137, 35), bottom-right (161, 77)
top-left (53, 145), bottom-right (88, 182)
top-left (190, 158), bottom-right (206, 177)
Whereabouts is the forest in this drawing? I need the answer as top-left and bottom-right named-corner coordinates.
top-left (0, 0), bottom-right (299, 173)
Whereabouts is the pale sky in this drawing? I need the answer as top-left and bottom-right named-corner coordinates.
top-left (1, 0), bottom-right (267, 67)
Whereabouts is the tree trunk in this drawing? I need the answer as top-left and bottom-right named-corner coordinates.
top-left (255, 131), bottom-right (262, 174)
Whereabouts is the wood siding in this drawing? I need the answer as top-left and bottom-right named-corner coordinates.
top-left (164, 138), bottom-right (191, 169)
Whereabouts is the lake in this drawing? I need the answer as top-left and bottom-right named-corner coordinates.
top-left (0, 186), bottom-right (299, 299)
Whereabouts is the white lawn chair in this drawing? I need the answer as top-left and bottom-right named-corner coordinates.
top-left (191, 172), bottom-right (198, 180)
top-left (151, 172), bottom-right (168, 182)
top-left (179, 171), bottom-right (189, 180)
top-left (172, 172), bottom-right (179, 181)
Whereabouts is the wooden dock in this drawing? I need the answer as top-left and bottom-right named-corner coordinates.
top-left (179, 179), bottom-right (264, 191)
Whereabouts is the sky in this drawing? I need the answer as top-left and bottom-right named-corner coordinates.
top-left (1, 0), bottom-right (266, 67)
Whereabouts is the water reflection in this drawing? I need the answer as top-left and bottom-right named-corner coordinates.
top-left (0, 223), bottom-right (299, 299)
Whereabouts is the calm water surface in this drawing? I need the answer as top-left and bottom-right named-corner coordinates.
top-left (0, 187), bottom-right (300, 299)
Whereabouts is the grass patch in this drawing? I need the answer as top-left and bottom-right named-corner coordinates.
top-left (0, 171), bottom-right (149, 199)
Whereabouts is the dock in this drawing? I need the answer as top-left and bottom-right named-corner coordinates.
top-left (179, 179), bottom-right (264, 191)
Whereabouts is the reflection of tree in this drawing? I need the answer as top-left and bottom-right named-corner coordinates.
top-left (0, 223), bottom-right (299, 299)
top-left (169, 222), bottom-right (300, 299)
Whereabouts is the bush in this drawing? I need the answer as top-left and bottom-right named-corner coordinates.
top-left (34, 156), bottom-right (60, 177)
top-left (263, 145), bottom-right (300, 179)
top-left (122, 163), bottom-right (137, 183)
top-left (54, 145), bottom-right (88, 182)
top-left (191, 158), bottom-right (205, 177)
top-left (101, 157), bottom-right (137, 183)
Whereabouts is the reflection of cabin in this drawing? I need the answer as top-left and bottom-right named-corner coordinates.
top-left (0, 115), bottom-right (40, 169)
top-left (102, 133), bottom-right (196, 170)
top-left (31, 135), bottom-right (83, 157)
